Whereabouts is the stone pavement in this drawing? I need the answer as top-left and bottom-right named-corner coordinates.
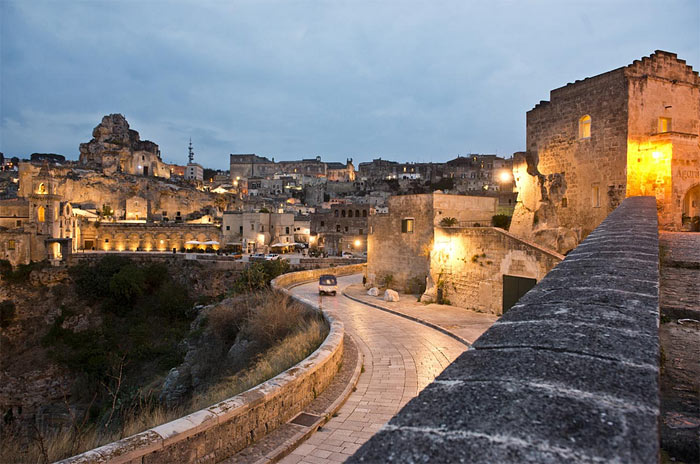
top-left (342, 284), bottom-right (498, 346)
top-left (279, 275), bottom-right (470, 463)
top-left (659, 232), bottom-right (700, 319)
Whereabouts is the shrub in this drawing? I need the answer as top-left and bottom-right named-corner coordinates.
top-left (244, 292), bottom-right (313, 348)
top-left (492, 214), bottom-right (512, 230)
top-left (439, 217), bottom-right (458, 227)
top-left (404, 276), bottom-right (426, 295)
top-left (1, 260), bottom-right (47, 284)
top-left (0, 300), bottom-right (16, 328)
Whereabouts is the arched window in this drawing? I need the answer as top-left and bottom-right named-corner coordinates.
top-left (356, 209), bottom-right (360, 217)
top-left (348, 210), bottom-right (353, 218)
top-left (579, 115), bottom-right (591, 139)
top-left (363, 210), bottom-right (367, 217)
top-left (341, 210), bottom-right (346, 218)
top-left (38, 183), bottom-right (47, 194)
top-left (37, 206), bottom-right (45, 222)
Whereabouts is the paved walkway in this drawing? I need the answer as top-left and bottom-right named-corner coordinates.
top-left (280, 275), bottom-right (494, 464)
top-left (343, 283), bottom-right (498, 346)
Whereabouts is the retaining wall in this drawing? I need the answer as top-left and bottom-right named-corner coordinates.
top-left (349, 196), bottom-right (661, 463)
top-left (57, 267), bottom-right (360, 464)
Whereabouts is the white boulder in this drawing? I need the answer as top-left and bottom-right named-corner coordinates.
top-left (383, 289), bottom-right (400, 302)
top-left (367, 287), bottom-right (379, 296)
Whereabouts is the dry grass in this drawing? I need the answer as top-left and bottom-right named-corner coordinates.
top-left (3, 292), bottom-right (328, 463)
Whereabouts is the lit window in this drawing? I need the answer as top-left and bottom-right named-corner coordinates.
top-left (37, 206), bottom-right (45, 222)
top-left (659, 117), bottom-right (672, 133)
top-left (579, 115), bottom-right (591, 139)
top-left (8, 240), bottom-right (15, 250)
top-left (38, 183), bottom-right (47, 194)
top-left (401, 218), bottom-right (414, 233)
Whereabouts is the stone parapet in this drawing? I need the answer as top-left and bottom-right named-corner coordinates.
top-left (349, 196), bottom-right (660, 463)
top-left (57, 267), bottom-right (351, 464)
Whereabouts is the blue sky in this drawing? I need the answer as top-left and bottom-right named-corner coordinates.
top-left (1, 0), bottom-right (698, 170)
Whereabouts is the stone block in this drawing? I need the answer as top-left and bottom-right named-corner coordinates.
top-left (383, 289), bottom-right (400, 302)
top-left (367, 287), bottom-right (379, 296)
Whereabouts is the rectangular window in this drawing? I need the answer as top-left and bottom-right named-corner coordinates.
top-left (251, 223), bottom-right (255, 230)
top-left (359, 228), bottom-right (363, 235)
top-left (239, 226), bottom-right (243, 234)
top-left (345, 226), bottom-right (349, 232)
top-left (592, 186), bottom-right (601, 208)
top-left (16, 220), bottom-right (21, 227)
top-left (226, 225), bottom-right (230, 231)
top-left (401, 218), bottom-right (414, 233)
top-left (336, 224), bottom-right (341, 232)
top-left (8, 240), bottom-right (16, 250)
top-left (659, 117), bottom-right (672, 133)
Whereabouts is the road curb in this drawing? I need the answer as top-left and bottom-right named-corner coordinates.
top-left (342, 288), bottom-right (471, 348)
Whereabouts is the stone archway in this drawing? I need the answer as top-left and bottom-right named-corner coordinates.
top-left (682, 184), bottom-right (700, 231)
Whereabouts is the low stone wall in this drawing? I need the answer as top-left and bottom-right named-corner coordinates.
top-left (349, 196), bottom-right (661, 463)
top-left (271, 263), bottom-right (366, 290)
top-left (58, 268), bottom-right (351, 464)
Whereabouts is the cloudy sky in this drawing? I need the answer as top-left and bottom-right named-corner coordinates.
top-left (1, 1), bottom-right (698, 169)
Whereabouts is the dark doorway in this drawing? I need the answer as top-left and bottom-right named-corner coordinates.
top-left (84, 240), bottom-right (94, 250)
top-left (502, 275), bottom-right (537, 313)
top-left (143, 166), bottom-right (149, 176)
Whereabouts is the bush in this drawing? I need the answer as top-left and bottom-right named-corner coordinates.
top-left (244, 292), bottom-right (313, 348)
top-left (439, 217), bottom-right (458, 227)
top-left (1, 260), bottom-right (47, 284)
top-left (0, 300), bottom-right (16, 328)
top-left (492, 214), bottom-right (512, 230)
top-left (231, 259), bottom-right (290, 294)
top-left (404, 276), bottom-right (426, 295)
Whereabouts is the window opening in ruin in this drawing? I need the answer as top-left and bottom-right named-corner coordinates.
top-left (8, 240), bottom-right (16, 250)
top-left (561, 197), bottom-right (568, 208)
top-left (37, 206), bottom-right (45, 222)
top-left (401, 218), bottom-right (414, 233)
top-left (592, 186), bottom-right (601, 208)
top-left (659, 117), bottom-right (672, 133)
top-left (579, 115), bottom-right (591, 139)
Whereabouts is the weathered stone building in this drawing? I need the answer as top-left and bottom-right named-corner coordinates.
top-left (221, 211), bottom-right (294, 253)
top-left (311, 203), bottom-right (374, 255)
top-left (79, 114), bottom-right (172, 178)
top-left (511, 50), bottom-right (700, 253)
top-left (229, 154), bottom-right (277, 180)
top-left (367, 193), bottom-right (562, 315)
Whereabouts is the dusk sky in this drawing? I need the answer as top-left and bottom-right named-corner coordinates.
top-left (1, 1), bottom-right (698, 170)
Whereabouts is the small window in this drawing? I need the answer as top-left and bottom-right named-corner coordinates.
top-left (8, 240), bottom-right (16, 250)
top-left (659, 117), bottom-right (672, 133)
top-left (286, 226), bottom-right (290, 234)
top-left (226, 225), bottom-right (230, 231)
top-left (162, 211), bottom-right (168, 216)
top-left (320, 220), bottom-right (325, 227)
top-left (261, 225), bottom-right (264, 232)
top-left (334, 210), bottom-right (339, 217)
top-left (579, 115), bottom-right (591, 139)
top-left (363, 210), bottom-right (367, 217)
top-left (356, 210), bottom-right (360, 217)
top-left (336, 224), bottom-right (341, 232)
top-left (341, 210), bottom-right (346, 218)
top-left (104, 239), bottom-right (110, 243)
top-left (251, 223), bottom-right (255, 230)
top-left (401, 218), bottom-right (414, 233)
top-left (239, 226), bottom-right (243, 234)
top-left (348, 210), bottom-right (353, 218)
top-left (592, 186), bottom-right (601, 208)
top-left (176, 211), bottom-right (181, 216)
top-left (561, 197), bottom-right (568, 208)
top-left (345, 226), bottom-right (349, 232)
top-left (37, 206), bottom-right (45, 223)
top-left (359, 228), bottom-right (363, 235)
top-left (16, 220), bottom-right (21, 227)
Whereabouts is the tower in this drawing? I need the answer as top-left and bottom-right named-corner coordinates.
top-left (188, 138), bottom-right (195, 164)
top-left (29, 162), bottom-right (61, 237)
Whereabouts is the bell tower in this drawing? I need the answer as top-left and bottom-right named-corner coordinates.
top-left (29, 162), bottom-right (61, 236)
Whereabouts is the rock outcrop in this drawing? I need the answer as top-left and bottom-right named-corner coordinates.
top-left (79, 114), bottom-right (169, 178)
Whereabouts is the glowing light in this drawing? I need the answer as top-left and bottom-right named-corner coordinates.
top-left (499, 171), bottom-right (512, 183)
top-left (652, 151), bottom-right (662, 160)
top-left (309, 236), bottom-right (316, 243)
top-left (626, 139), bottom-right (672, 202)
top-left (354, 239), bottom-right (361, 247)
top-left (257, 234), bottom-right (265, 243)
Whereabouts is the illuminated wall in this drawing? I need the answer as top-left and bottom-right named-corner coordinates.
top-left (626, 139), bottom-right (673, 204)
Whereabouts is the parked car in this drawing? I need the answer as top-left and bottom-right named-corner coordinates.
top-left (341, 252), bottom-right (354, 259)
top-left (318, 274), bottom-right (338, 296)
top-left (264, 253), bottom-right (280, 260)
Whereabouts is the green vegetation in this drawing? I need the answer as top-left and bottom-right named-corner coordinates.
top-left (439, 217), bottom-right (458, 227)
top-left (231, 258), bottom-right (290, 294)
top-left (0, 260), bottom-right (48, 284)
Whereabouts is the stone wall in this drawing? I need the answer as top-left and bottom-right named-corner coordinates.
top-left (58, 266), bottom-right (354, 464)
top-left (88, 222), bottom-right (221, 252)
top-left (429, 227), bottom-right (563, 315)
top-left (349, 196), bottom-right (661, 463)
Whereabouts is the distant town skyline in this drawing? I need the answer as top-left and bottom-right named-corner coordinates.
top-left (1, 1), bottom-right (698, 170)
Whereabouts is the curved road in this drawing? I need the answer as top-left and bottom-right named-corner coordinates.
top-left (281, 275), bottom-right (467, 463)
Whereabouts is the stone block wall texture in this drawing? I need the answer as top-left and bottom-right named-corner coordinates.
top-left (349, 196), bottom-right (660, 464)
top-left (57, 266), bottom-right (358, 464)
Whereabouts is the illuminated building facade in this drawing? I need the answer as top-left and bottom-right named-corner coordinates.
top-left (511, 51), bottom-right (700, 253)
